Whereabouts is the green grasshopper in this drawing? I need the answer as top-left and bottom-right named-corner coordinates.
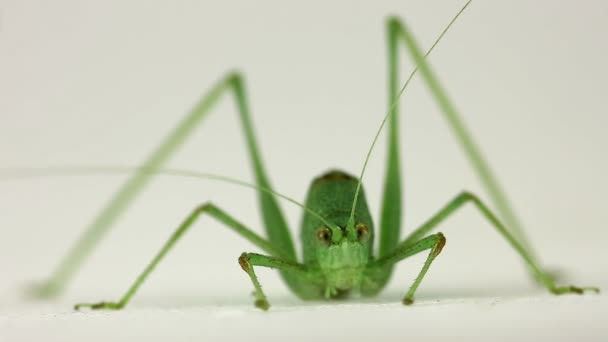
top-left (25, 0), bottom-right (598, 310)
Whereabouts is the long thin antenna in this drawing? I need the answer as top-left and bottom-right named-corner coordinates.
top-left (347, 0), bottom-right (473, 227)
top-left (0, 165), bottom-right (336, 229)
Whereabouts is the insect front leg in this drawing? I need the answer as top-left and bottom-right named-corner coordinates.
top-left (238, 253), bottom-right (310, 311)
top-left (74, 202), bottom-right (285, 311)
top-left (364, 233), bottom-right (446, 305)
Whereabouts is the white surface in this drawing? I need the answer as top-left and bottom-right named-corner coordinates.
top-left (2, 296), bottom-right (607, 342)
top-left (1, 0), bottom-right (607, 341)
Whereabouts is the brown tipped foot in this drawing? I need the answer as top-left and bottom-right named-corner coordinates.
top-left (254, 299), bottom-right (270, 311)
top-left (74, 301), bottom-right (124, 311)
top-left (550, 285), bottom-right (600, 295)
top-left (402, 297), bottom-right (414, 306)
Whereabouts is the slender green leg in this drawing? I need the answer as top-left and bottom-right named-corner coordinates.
top-left (238, 253), bottom-right (309, 311)
top-left (377, 1), bottom-right (403, 262)
top-left (376, 3), bottom-right (470, 283)
top-left (33, 72), bottom-right (296, 298)
top-left (387, 16), bottom-right (535, 258)
top-left (74, 202), bottom-right (285, 310)
top-left (367, 233), bottom-right (446, 305)
top-left (399, 191), bottom-right (599, 295)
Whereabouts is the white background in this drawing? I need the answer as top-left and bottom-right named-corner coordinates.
top-left (1, 0), bottom-right (607, 341)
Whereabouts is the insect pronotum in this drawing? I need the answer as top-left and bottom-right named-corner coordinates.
top-left (6, 0), bottom-right (599, 310)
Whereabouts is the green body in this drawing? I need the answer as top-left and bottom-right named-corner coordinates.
top-left (299, 170), bottom-right (375, 298)
top-left (25, 0), bottom-right (597, 311)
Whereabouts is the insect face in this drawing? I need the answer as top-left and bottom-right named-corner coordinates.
top-left (315, 234), bottom-right (370, 292)
top-left (315, 223), bottom-right (371, 246)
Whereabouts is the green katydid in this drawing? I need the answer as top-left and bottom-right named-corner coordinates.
top-left (15, 0), bottom-right (598, 310)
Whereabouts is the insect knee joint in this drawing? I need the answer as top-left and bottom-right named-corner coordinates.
top-left (226, 71), bottom-right (244, 87)
top-left (459, 191), bottom-right (479, 204)
top-left (386, 16), bottom-right (403, 32)
top-left (238, 253), bottom-right (251, 273)
top-left (433, 233), bottom-right (446, 257)
top-left (195, 202), bottom-right (214, 213)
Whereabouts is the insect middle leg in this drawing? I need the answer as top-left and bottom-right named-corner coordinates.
top-left (74, 202), bottom-right (291, 310)
top-left (400, 191), bottom-right (598, 300)
top-left (364, 191), bottom-right (597, 305)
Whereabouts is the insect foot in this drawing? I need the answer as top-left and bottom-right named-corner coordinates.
top-left (402, 297), bottom-right (415, 306)
top-left (74, 301), bottom-right (124, 311)
top-left (550, 286), bottom-right (600, 295)
top-left (254, 299), bottom-right (270, 311)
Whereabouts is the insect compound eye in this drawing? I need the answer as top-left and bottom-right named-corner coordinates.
top-left (316, 227), bottom-right (332, 246)
top-left (355, 223), bottom-right (369, 242)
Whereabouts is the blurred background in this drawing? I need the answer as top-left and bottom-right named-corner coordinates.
top-left (1, 0), bottom-right (607, 341)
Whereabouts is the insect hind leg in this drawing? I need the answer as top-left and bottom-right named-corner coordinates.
top-left (30, 72), bottom-right (299, 298)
